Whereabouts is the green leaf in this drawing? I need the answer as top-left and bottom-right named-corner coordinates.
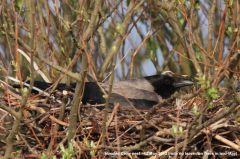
top-left (90, 150), bottom-right (95, 157)
top-left (207, 87), bottom-right (218, 99)
top-left (17, 0), bottom-right (23, 7)
top-left (179, 126), bottom-right (183, 133)
top-left (208, 101), bottom-right (213, 108)
top-left (192, 43), bottom-right (198, 49)
top-left (64, 24), bottom-right (68, 31)
top-left (60, 46), bottom-right (65, 53)
top-left (21, 87), bottom-right (28, 95)
top-left (201, 84), bottom-right (206, 89)
top-left (226, 30), bottom-right (231, 35)
top-left (207, 81), bottom-right (210, 88)
top-left (179, 18), bottom-right (184, 25)
top-left (40, 152), bottom-right (47, 159)
top-left (211, 94), bottom-right (218, 99)
top-left (226, 27), bottom-right (232, 35)
top-left (90, 141), bottom-right (96, 148)
top-left (116, 23), bottom-right (121, 31)
top-left (202, 74), bottom-right (206, 81)
top-left (172, 125), bottom-right (177, 133)
top-left (113, 46), bottom-right (116, 51)
top-left (195, 51), bottom-right (201, 61)
top-left (191, 105), bottom-right (199, 115)
top-left (60, 143), bottom-right (65, 152)
top-left (11, 61), bottom-right (18, 72)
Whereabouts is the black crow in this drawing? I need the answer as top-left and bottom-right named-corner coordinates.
top-left (12, 74), bottom-right (195, 110)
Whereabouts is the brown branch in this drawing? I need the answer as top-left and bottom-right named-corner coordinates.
top-left (4, 1), bottom-right (36, 158)
top-left (68, 0), bottom-right (101, 142)
top-left (102, 53), bottom-right (117, 146)
top-left (154, 0), bottom-right (203, 76)
top-left (97, 0), bottom-right (144, 80)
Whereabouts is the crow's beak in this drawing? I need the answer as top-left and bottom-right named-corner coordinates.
top-left (173, 78), bottom-right (195, 88)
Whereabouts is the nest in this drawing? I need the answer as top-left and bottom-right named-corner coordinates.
top-left (0, 89), bottom-right (240, 158)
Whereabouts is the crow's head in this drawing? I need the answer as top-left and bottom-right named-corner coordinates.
top-left (144, 74), bottom-right (195, 99)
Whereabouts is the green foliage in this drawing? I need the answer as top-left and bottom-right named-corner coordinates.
top-left (179, 17), bottom-right (184, 25)
top-left (1, 23), bottom-right (8, 34)
top-left (208, 101), bottom-right (213, 108)
top-left (193, 43), bottom-right (202, 61)
top-left (40, 153), bottom-right (48, 159)
top-left (41, 152), bottom-right (56, 159)
top-left (114, 23), bottom-right (122, 37)
top-left (207, 87), bottom-right (218, 99)
top-left (116, 23), bottom-right (122, 34)
top-left (61, 46), bottom-right (65, 53)
top-left (175, 0), bottom-right (185, 5)
top-left (195, 3), bottom-right (200, 10)
top-left (84, 139), bottom-right (96, 157)
top-left (196, 74), bottom-right (208, 89)
top-left (11, 61), bottom-right (18, 72)
top-left (226, 27), bottom-right (237, 36)
top-left (89, 141), bottom-right (96, 157)
top-left (14, 0), bottom-right (25, 15)
top-left (14, 0), bottom-right (23, 12)
top-left (26, 75), bottom-right (31, 81)
top-left (145, 37), bottom-right (158, 61)
top-left (21, 87), bottom-right (28, 95)
top-left (224, 0), bottom-right (234, 6)
top-left (226, 27), bottom-right (232, 35)
top-left (112, 45), bottom-right (117, 51)
top-left (191, 105), bottom-right (199, 115)
top-left (150, 50), bottom-right (157, 62)
top-left (195, 51), bottom-right (201, 61)
top-left (59, 142), bottom-right (76, 159)
top-left (3, 23), bottom-right (8, 29)
top-left (63, 23), bottom-right (68, 31)
top-left (195, 72), bottom-right (218, 108)
top-left (171, 125), bottom-right (183, 135)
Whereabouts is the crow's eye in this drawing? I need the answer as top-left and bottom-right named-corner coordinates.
top-left (164, 79), bottom-right (171, 85)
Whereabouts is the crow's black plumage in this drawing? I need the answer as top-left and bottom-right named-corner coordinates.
top-left (12, 74), bottom-right (195, 110)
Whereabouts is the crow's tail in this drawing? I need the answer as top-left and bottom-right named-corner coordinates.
top-left (12, 81), bottom-right (76, 93)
